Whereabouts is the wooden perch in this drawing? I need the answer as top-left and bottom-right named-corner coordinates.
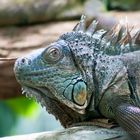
top-left (0, 59), bottom-right (20, 99)
top-left (0, 126), bottom-right (131, 140)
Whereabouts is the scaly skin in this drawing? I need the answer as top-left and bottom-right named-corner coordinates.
top-left (14, 15), bottom-right (140, 139)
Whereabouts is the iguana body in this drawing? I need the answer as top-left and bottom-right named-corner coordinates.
top-left (14, 16), bottom-right (140, 139)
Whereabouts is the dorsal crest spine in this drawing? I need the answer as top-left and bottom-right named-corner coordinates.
top-left (60, 15), bottom-right (140, 55)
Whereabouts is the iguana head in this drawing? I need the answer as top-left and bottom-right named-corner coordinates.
top-left (14, 40), bottom-right (89, 114)
top-left (14, 15), bottom-right (137, 115)
top-left (14, 15), bottom-right (98, 114)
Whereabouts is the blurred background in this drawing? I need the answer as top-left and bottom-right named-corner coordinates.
top-left (0, 0), bottom-right (139, 137)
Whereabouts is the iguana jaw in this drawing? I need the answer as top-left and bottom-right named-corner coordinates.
top-left (21, 85), bottom-right (87, 114)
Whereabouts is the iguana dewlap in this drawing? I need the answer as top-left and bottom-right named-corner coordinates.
top-left (14, 15), bottom-right (140, 139)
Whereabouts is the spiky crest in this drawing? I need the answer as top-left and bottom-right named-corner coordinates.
top-left (73, 15), bottom-right (86, 32)
top-left (132, 30), bottom-right (140, 45)
top-left (61, 15), bottom-right (139, 56)
top-left (86, 20), bottom-right (98, 35)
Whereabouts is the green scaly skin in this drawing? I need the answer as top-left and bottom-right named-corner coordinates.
top-left (14, 15), bottom-right (140, 139)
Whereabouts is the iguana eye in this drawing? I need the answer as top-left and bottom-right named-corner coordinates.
top-left (44, 47), bottom-right (62, 63)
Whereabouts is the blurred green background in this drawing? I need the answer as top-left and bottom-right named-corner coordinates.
top-left (0, 97), bottom-right (62, 137)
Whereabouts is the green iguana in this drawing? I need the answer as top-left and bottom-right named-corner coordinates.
top-left (14, 15), bottom-right (140, 139)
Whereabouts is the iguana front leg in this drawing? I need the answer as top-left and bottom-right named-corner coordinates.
top-left (115, 103), bottom-right (140, 139)
top-left (99, 93), bottom-right (140, 139)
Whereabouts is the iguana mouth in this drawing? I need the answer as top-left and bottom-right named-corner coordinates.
top-left (21, 86), bottom-right (51, 108)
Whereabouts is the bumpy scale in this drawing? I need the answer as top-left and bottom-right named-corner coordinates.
top-left (14, 15), bottom-right (140, 139)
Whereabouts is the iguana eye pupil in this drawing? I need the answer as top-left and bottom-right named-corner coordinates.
top-left (49, 48), bottom-right (59, 58)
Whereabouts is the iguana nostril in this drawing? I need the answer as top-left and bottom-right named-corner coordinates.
top-left (21, 58), bottom-right (26, 63)
top-left (21, 58), bottom-right (31, 65)
top-left (14, 57), bottom-right (32, 78)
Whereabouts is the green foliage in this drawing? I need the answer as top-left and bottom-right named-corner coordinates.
top-left (0, 101), bottom-right (17, 136)
top-left (103, 0), bottom-right (140, 10)
top-left (0, 97), bottom-right (39, 136)
top-left (5, 97), bottom-right (39, 117)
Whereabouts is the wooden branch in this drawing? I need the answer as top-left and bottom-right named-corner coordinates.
top-left (0, 126), bottom-right (130, 140)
